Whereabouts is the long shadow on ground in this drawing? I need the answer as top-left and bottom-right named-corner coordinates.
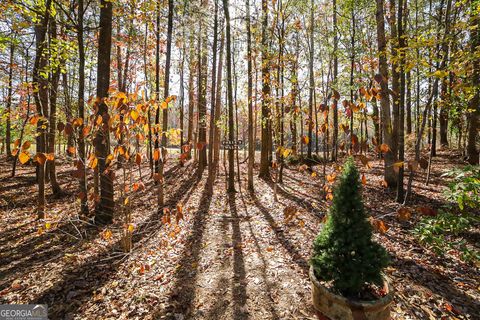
top-left (29, 164), bottom-right (199, 318)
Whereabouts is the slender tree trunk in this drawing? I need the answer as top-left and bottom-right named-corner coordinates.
top-left (406, 69), bottom-right (412, 135)
top-left (144, 19), bottom-right (153, 176)
top-left (376, 0), bottom-right (397, 187)
top-left (213, 31), bottom-right (224, 171)
top-left (77, 0), bottom-right (88, 215)
top-left (154, 0), bottom-right (160, 172)
top-left (94, 0), bottom-right (114, 224)
top-left (5, 40), bottom-right (14, 159)
top-left (223, 0), bottom-right (235, 192)
top-left (208, 0), bottom-right (218, 188)
top-left (389, 0), bottom-right (399, 158)
top-left (307, 0), bottom-right (314, 160)
top-left (157, 0), bottom-right (173, 209)
top-left (332, 0), bottom-right (338, 161)
top-left (187, 33), bottom-right (195, 160)
top-left (467, 3), bottom-right (479, 165)
top-left (197, 0), bottom-right (208, 178)
top-left (349, 9), bottom-right (355, 152)
top-left (246, 0), bottom-right (254, 191)
top-left (33, 0), bottom-right (52, 219)
top-left (259, 0), bottom-right (271, 178)
top-left (396, 0), bottom-right (405, 202)
top-left (47, 17), bottom-right (62, 196)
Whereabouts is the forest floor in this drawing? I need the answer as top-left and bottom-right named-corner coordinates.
top-left (0, 151), bottom-right (479, 320)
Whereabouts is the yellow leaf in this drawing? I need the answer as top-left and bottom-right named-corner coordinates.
top-left (19, 152), bottom-right (30, 164)
top-left (116, 92), bottom-right (127, 100)
top-left (127, 224), bottom-right (134, 233)
top-left (124, 197), bottom-right (129, 205)
top-left (89, 155), bottom-right (98, 169)
top-left (45, 222), bottom-right (51, 230)
top-left (102, 229), bottom-right (113, 240)
top-left (130, 110), bottom-right (139, 121)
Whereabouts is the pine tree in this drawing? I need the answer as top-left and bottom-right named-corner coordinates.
top-left (311, 157), bottom-right (389, 297)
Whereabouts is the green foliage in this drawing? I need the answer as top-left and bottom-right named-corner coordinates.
top-left (311, 157), bottom-right (389, 297)
top-left (442, 165), bottom-right (480, 211)
top-left (413, 211), bottom-right (479, 263)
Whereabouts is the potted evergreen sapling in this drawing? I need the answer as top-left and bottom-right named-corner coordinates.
top-left (310, 158), bottom-right (393, 320)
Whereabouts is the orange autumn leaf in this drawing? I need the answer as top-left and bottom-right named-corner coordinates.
top-left (34, 153), bottom-right (47, 165)
top-left (397, 207), bottom-right (412, 221)
top-left (153, 149), bottom-right (160, 161)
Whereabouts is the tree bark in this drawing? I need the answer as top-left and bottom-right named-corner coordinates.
top-left (77, 0), bottom-right (88, 215)
top-left (223, 0), bottom-right (235, 192)
top-left (375, 0), bottom-right (397, 187)
top-left (307, 0), bottom-right (314, 160)
top-left (332, 0), bottom-right (338, 161)
top-left (259, 0), bottom-right (271, 178)
top-left (197, 0), bottom-right (208, 178)
top-left (5, 40), bottom-right (14, 159)
top-left (187, 33), bottom-right (195, 160)
top-left (47, 17), bottom-right (62, 196)
top-left (94, 0), bottom-right (114, 224)
top-left (467, 3), bottom-right (479, 165)
top-left (246, 0), bottom-right (254, 191)
top-left (33, 0), bottom-right (52, 219)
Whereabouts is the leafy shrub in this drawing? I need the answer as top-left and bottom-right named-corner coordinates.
top-left (413, 211), bottom-right (479, 263)
top-left (311, 157), bottom-right (389, 297)
top-left (441, 165), bottom-right (480, 211)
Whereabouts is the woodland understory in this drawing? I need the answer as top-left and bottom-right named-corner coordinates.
top-left (0, 152), bottom-right (479, 320)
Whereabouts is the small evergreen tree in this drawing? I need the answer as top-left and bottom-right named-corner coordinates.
top-left (311, 157), bottom-right (389, 297)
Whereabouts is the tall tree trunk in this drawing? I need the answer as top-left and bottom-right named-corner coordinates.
top-left (389, 0), bottom-right (399, 158)
top-left (47, 17), bottom-right (62, 196)
top-left (187, 33), bottom-right (195, 160)
top-left (223, 0), bottom-right (235, 192)
top-left (94, 0), bottom-right (114, 224)
top-left (208, 0), bottom-right (218, 184)
top-left (349, 9), bottom-right (355, 152)
top-left (406, 69), bottom-right (412, 135)
top-left (5, 40), bottom-right (14, 159)
top-left (332, 0), bottom-right (338, 161)
top-left (259, 0), bottom-right (271, 178)
top-left (154, 0), bottom-right (161, 171)
top-left (396, 0), bottom-right (405, 202)
top-left (213, 31), bottom-right (225, 171)
top-left (467, 2), bottom-right (479, 165)
top-left (375, 0), bottom-right (397, 187)
top-left (77, 0), bottom-right (88, 215)
top-left (197, 0), bottom-right (208, 178)
top-left (246, 0), bottom-right (254, 191)
top-left (33, 0), bottom-right (52, 219)
top-left (157, 0), bottom-right (173, 208)
top-left (307, 0), bottom-right (314, 160)
top-left (144, 19), bottom-right (153, 176)
top-left (62, 71), bottom-right (75, 157)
